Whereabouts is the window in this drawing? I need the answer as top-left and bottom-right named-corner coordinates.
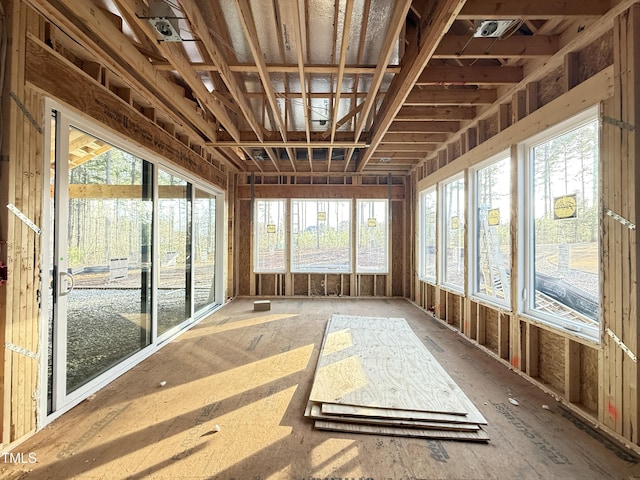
top-left (525, 107), bottom-right (600, 341)
top-left (356, 199), bottom-right (388, 273)
top-left (291, 199), bottom-right (351, 272)
top-left (254, 199), bottom-right (286, 272)
top-left (472, 154), bottom-right (511, 306)
top-left (419, 188), bottom-right (437, 282)
top-left (441, 176), bottom-right (465, 290)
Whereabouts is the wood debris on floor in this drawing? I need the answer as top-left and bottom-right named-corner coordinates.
top-left (305, 314), bottom-right (489, 441)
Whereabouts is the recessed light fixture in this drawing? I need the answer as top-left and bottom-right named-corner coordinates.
top-left (148, 18), bottom-right (182, 42)
top-left (473, 20), bottom-right (515, 38)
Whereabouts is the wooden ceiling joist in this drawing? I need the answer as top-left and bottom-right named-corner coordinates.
top-left (417, 66), bottom-right (523, 85)
top-left (234, 0), bottom-right (296, 170)
top-left (395, 106), bottom-right (476, 120)
top-left (356, 0), bottom-right (468, 172)
top-left (433, 35), bottom-right (559, 58)
top-left (116, 1), bottom-right (242, 142)
top-left (457, 0), bottom-right (609, 20)
top-left (177, 0), bottom-right (265, 142)
top-left (405, 88), bottom-right (497, 105)
top-left (382, 132), bottom-right (450, 144)
top-left (388, 121), bottom-right (461, 134)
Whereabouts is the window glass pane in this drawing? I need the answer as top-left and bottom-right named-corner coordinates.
top-left (194, 188), bottom-right (217, 312)
top-left (157, 170), bottom-right (191, 335)
top-left (254, 200), bottom-right (286, 272)
top-left (421, 189), bottom-right (437, 282)
top-left (442, 178), bottom-right (465, 289)
top-left (476, 157), bottom-right (511, 304)
top-left (530, 118), bottom-right (599, 335)
top-left (356, 200), bottom-right (388, 273)
top-left (291, 199), bottom-right (351, 272)
top-left (65, 128), bottom-right (153, 393)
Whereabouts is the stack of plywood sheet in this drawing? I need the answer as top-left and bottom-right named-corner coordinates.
top-left (305, 315), bottom-right (489, 441)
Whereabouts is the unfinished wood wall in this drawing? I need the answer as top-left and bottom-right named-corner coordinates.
top-left (0, 1), bottom-right (43, 446)
top-left (234, 174), bottom-right (410, 298)
top-left (413, 5), bottom-right (639, 451)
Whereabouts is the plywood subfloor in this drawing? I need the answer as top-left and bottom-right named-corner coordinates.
top-left (2, 298), bottom-right (639, 480)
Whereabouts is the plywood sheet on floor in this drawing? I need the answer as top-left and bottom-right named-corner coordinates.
top-left (321, 402), bottom-right (487, 425)
top-left (308, 315), bottom-right (478, 416)
top-left (305, 314), bottom-right (488, 440)
top-left (314, 420), bottom-right (491, 441)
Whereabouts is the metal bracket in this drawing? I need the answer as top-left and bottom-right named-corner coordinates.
top-left (7, 204), bottom-right (42, 235)
top-left (5, 343), bottom-right (39, 360)
top-left (606, 328), bottom-right (637, 363)
top-left (602, 115), bottom-right (636, 131)
top-left (9, 91), bottom-right (43, 134)
top-left (605, 207), bottom-right (636, 230)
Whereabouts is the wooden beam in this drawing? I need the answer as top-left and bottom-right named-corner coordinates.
top-left (352, 0), bottom-right (413, 141)
top-left (112, 0), bottom-right (241, 141)
top-left (327, 0), bottom-right (355, 172)
top-left (237, 184), bottom-right (405, 199)
top-left (357, 0), bottom-right (467, 172)
top-left (458, 0), bottom-right (608, 20)
top-left (382, 132), bottom-right (449, 143)
top-left (152, 62), bottom-right (402, 75)
top-left (405, 88), bottom-right (497, 105)
top-left (396, 106), bottom-right (476, 120)
top-left (388, 121), bottom-right (460, 133)
top-left (28, 0), bottom-right (239, 149)
top-left (416, 66), bottom-right (523, 85)
top-left (177, 0), bottom-right (265, 141)
top-left (25, 37), bottom-right (228, 187)
top-left (433, 35), bottom-right (559, 58)
top-left (234, 0), bottom-right (295, 169)
top-left (377, 144), bottom-right (438, 152)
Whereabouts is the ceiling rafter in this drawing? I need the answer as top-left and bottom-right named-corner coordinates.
top-left (234, 0), bottom-right (296, 171)
top-left (116, 0), bottom-right (241, 142)
top-left (177, 0), bottom-right (266, 143)
top-left (30, 0), bottom-right (239, 171)
top-left (152, 62), bottom-right (403, 75)
top-left (405, 87), bottom-right (498, 104)
top-left (344, 0), bottom-right (413, 171)
top-left (357, 0), bottom-right (468, 172)
top-left (417, 65), bottom-right (523, 84)
top-left (433, 35), bottom-right (559, 58)
top-left (327, 0), bottom-right (354, 172)
top-left (457, 0), bottom-right (609, 20)
top-left (396, 105), bottom-right (476, 120)
top-left (291, 0), bottom-right (312, 170)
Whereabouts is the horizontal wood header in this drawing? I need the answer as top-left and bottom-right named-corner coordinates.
top-left (237, 184), bottom-right (405, 200)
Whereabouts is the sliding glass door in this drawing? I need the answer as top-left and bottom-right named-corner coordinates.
top-left (45, 106), bottom-right (223, 418)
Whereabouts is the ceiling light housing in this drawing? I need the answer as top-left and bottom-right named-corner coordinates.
top-left (473, 20), bottom-right (515, 38)
top-left (149, 18), bottom-right (182, 42)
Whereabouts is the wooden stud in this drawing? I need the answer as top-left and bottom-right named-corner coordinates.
top-left (525, 81), bottom-right (539, 114)
top-left (564, 51), bottom-right (580, 91)
top-left (565, 339), bottom-right (581, 403)
top-left (512, 90), bottom-right (526, 123)
top-left (526, 323), bottom-right (539, 378)
top-left (498, 103), bottom-right (510, 131)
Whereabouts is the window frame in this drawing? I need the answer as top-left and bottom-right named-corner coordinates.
top-left (289, 198), bottom-right (352, 274)
top-left (439, 173), bottom-right (466, 293)
top-left (418, 186), bottom-right (437, 283)
top-left (469, 151), bottom-right (512, 308)
top-left (522, 105), bottom-right (601, 342)
top-left (355, 199), bottom-right (389, 274)
top-left (253, 199), bottom-right (287, 273)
